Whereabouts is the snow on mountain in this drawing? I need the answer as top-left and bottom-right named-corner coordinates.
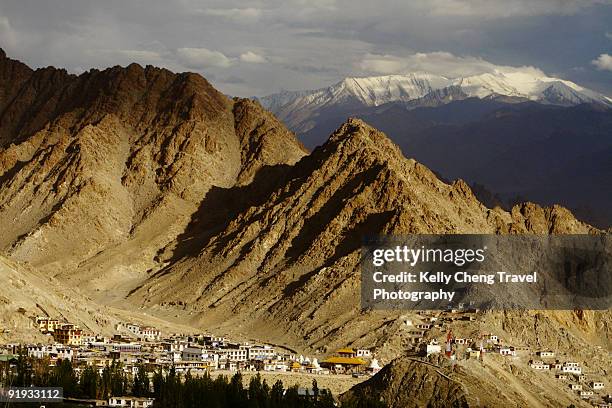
top-left (257, 89), bottom-right (313, 113)
top-left (259, 70), bottom-right (612, 116)
top-left (327, 73), bottom-right (453, 106)
top-left (259, 73), bottom-right (452, 111)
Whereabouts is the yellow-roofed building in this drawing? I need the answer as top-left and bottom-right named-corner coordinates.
top-left (335, 348), bottom-right (357, 358)
top-left (321, 349), bottom-right (366, 373)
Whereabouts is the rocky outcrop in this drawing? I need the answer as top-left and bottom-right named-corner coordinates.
top-left (342, 356), bottom-right (469, 408)
top-left (0, 49), bottom-right (305, 288)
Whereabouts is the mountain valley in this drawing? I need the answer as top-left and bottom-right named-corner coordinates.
top-left (0, 50), bottom-right (610, 407)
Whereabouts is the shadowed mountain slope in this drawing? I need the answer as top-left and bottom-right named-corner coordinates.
top-left (0, 50), bottom-right (306, 291)
top-left (134, 118), bottom-right (596, 352)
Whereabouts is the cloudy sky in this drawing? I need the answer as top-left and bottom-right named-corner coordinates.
top-left (1, 0), bottom-right (610, 96)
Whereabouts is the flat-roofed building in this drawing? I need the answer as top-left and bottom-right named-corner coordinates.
top-left (54, 325), bottom-right (83, 346)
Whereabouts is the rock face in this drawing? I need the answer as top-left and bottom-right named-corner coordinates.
top-left (261, 75), bottom-right (612, 229)
top-left (134, 117), bottom-right (596, 352)
top-left (0, 50), bottom-right (306, 291)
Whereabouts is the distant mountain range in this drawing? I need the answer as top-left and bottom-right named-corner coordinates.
top-left (258, 71), bottom-right (612, 136)
top-left (258, 73), bottom-right (612, 228)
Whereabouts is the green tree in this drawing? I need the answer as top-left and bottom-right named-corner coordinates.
top-left (80, 365), bottom-right (99, 399)
top-left (270, 380), bottom-right (284, 408)
top-left (227, 372), bottom-right (247, 408)
top-left (52, 358), bottom-right (77, 396)
top-left (13, 348), bottom-right (31, 387)
top-left (312, 379), bottom-right (319, 403)
top-left (132, 364), bottom-right (149, 397)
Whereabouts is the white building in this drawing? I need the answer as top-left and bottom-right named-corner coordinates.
top-left (119, 323), bottom-right (161, 341)
top-left (580, 390), bottom-right (594, 399)
top-left (110, 343), bottom-right (141, 353)
top-left (592, 382), bottom-right (605, 390)
top-left (562, 363), bottom-right (582, 375)
top-left (426, 341), bottom-right (441, 356)
top-left (356, 349), bottom-right (372, 358)
top-left (248, 345), bottom-right (276, 360)
top-left (124, 324), bottom-right (141, 336)
top-left (367, 358), bottom-right (381, 374)
top-left (499, 347), bottom-right (515, 357)
top-left (27, 345), bottom-right (73, 360)
top-left (529, 360), bottom-right (550, 370)
top-left (182, 347), bottom-right (207, 361)
top-left (162, 341), bottom-right (185, 353)
top-left (139, 327), bottom-right (162, 341)
top-left (218, 348), bottom-right (247, 362)
top-left (537, 351), bottom-right (555, 358)
top-left (108, 397), bottom-right (154, 407)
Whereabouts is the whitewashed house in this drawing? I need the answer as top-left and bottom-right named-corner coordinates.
top-left (592, 382), bottom-right (605, 390)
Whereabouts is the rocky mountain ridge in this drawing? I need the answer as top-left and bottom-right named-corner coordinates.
top-left (0, 49), bottom-right (306, 291)
top-left (133, 117), bottom-right (600, 355)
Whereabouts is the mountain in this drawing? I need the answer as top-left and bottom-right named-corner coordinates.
top-left (130, 118), bottom-right (599, 350)
top-left (131, 117), bottom-right (610, 407)
top-left (342, 351), bottom-right (599, 408)
top-left (258, 73), bottom-right (612, 228)
top-left (258, 71), bottom-right (612, 136)
top-left (342, 356), bottom-right (470, 407)
top-left (360, 101), bottom-right (612, 228)
top-left (0, 51), bottom-right (610, 407)
top-left (0, 49), bottom-right (306, 295)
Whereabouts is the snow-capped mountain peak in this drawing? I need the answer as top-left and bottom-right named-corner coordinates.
top-left (259, 70), bottom-right (612, 114)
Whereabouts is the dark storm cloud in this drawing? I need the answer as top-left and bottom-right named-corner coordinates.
top-left (0, 0), bottom-right (610, 96)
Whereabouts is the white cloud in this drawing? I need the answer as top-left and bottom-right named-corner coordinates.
top-left (176, 47), bottom-right (232, 69)
top-left (0, 0), bottom-right (609, 96)
top-left (592, 54), bottom-right (612, 71)
top-left (0, 16), bottom-right (18, 48)
top-left (417, 0), bottom-right (609, 18)
top-left (240, 51), bottom-right (267, 63)
top-left (117, 50), bottom-right (162, 61)
top-left (200, 8), bottom-right (262, 22)
top-left (359, 51), bottom-right (545, 78)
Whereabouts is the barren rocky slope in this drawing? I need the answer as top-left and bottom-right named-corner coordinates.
top-left (133, 118), bottom-right (605, 352)
top-left (341, 356), bottom-right (470, 408)
top-left (342, 352), bottom-right (604, 408)
top-left (0, 255), bottom-right (195, 344)
top-left (0, 49), bottom-right (305, 295)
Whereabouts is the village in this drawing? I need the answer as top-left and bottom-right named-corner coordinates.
top-left (0, 310), bottom-right (609, 407)
top-left (0, 315), bottom-right (382, 407)
top-left (401, 308), bottom-right (610, 408)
